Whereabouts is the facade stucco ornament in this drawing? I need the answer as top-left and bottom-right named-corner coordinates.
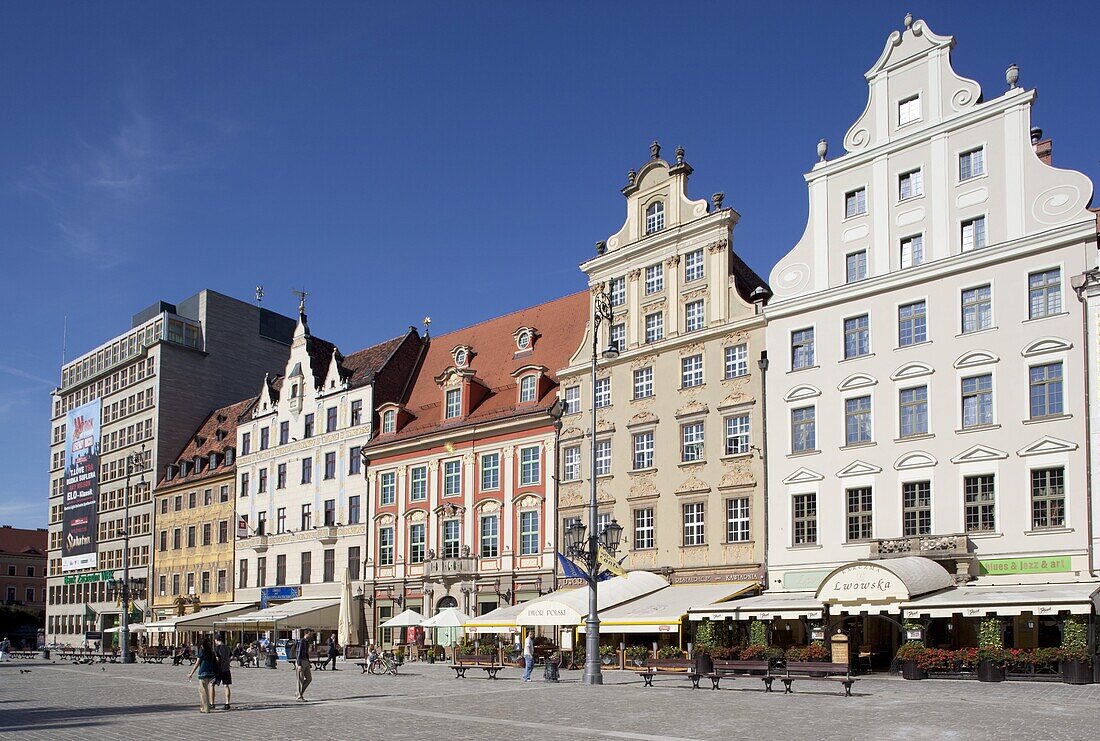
top-left (720, 389), bottom-right (751, 407)
top-left (462, 453), bottom-right (475, 465)
top-left (629, 410), bottom-right (659, 426)
top-left (560, 425), bottom-right (583, 441)
top-left (712, 192), bottom-right (724, 210)
top-left (628, 268), bottom-right (641, 281)
top-left (817, 138), bottom-right (828, 162)
top-left (630, 354), bottom-right (657, 369)
top-left (409, 509), bottom-right (427, 523)
top-left (627, 169), bottom-right (636, 186)
top-left (903, 12), bottom-right (912, 29)
top-left (675, 145), bottom-right (685, 165)
top-left (517, 494), bottom-right (540, 509)
top-left (719, 459), bottom-right (755, 489)
top-left (675, 472), bottom-right (710, 494)
top-left (679, 342), bottom-right (705, 356)
top-left (1006, 63), bottom-right (1019, 89)
top-left (707, 238), bottom-right (728, 254)
top-left (665, 255), bottom-right (681, 267)
top-left (594, 418), bottom-right (615, 434)
top-left (596, 240), bottom-right (607, 256)
top-left (502, 445), bottom-right (515, 456)
top-left (675, 400), bottom-right (709, 418)
top-left (650, 140), bottom-right (661, 159)
top-left (683, 286), bottom-right (709, 300)
top-left (590, 283), bottom-right (605, 296)
top-left (628, 475), bottom-right (659, 500)
top-left (479, 499), bottom-right (501, 514)
top-left (559, 483), bottom-right (584, 508)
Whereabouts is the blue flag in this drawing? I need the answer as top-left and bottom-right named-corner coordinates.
top-left (557, 552), bottom-right (587, 579)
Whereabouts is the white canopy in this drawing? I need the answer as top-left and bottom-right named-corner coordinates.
top-left (515, 571), bottom-right (669, 627)
top-left (902, 581), bottom-right (1100, 619)
top-left (579, 582), bottom-right (757, 634)
top-left (422, 607), bottom-right (470, 628)
top-left (103, 624), bottom-right (146, 633)
top-left (465, 602), bottom-right (525, 634)
top-left (816, 557), bottom-right (954, 612)
top-left (177, 602), bottom-right (258, 631)
top-left (380, 609), bottom-right (426, 628)
top-left (223, 597), bottom-right (341, 630)
top-left (689, 591), bottom-right (824, 621)
top-left (338, 569), bottom-right (359, 646)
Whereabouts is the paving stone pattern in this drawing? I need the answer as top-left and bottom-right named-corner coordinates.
top-left (2, 658), bottom-right (1097, 740)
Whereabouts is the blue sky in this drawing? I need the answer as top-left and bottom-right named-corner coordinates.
top-left (1, 2), bottom-right (1097, 528)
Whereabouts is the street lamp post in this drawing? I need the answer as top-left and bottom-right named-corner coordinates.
top-left (118, 445), bottom-right (145, 664)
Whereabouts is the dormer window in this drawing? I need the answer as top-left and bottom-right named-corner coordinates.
top-left (519, 375), bottom-right (538, 403)
top-left (452, 345), bottom-right (472, 368)
top-left (445, 388), bottom-right (461, 419)
top-left (224, 448), bottom-right (235, 465)
top-left (517, 331), bottom-right (531, 350)
top-left (898, 95), bottom-right (921, 127)
top-left (382, 409), bottom-right (396, 433)
top-left (645, 201), bottom-right (665, 234)
top-left (208, 452), bottom-right (218, 470)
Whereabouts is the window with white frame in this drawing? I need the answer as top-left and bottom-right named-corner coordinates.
top-left (961, 285), bottom-right (992, 333)
top-left (410, 466), bottom-right (427, 500)
top-left (845, 395), bottom-right (872, 445)
top-left (645, 263), bottom-right (664, 294)
top-left (845, 187), bottom-right (867, 218)
top-left (846, 250), bottom-right (867, 283)
top-left (724, 344), bottom-right (747, 378)
top-left (594, 377), bottom-right (611, 408)
top-left (443, 459), bottom-right (462, 496)
top-left (964, 474), bottom-right (996, 533)
top-left (846, 487), bottom-right (873, 542)
top-left (444, 388), bottom-right (461, 419)
top-left (962, 374), bottom-right (993, 428)
top-left (610, 323), bottom-right (625, 352)
top-left (380, 472), bottom-right (396, 505)
top-left (563, 386), bottom-right (580, 415)
top-left (1028, 268), bottom-right (1061, 319)
top-left (480, 453), bottom-right (500, 490)
top-left (684, 249), bottom-right (705, 282)
top-left (633, 367), bottom-right (653, 399)
top-left (683, 502), bottom-right (705, 546)
top-left (898, 95), bottom-right (921, 126)
top-left (898, 301), bottom-right (927, 346)
top-left (791, 328), bottom-right (814, 370)
top-left (443, 519), bottom-right (460, 558)
top-left (520, 510), bottom-right (540, 555)
top-left (609, 276), bottom-right (626, 307)
top-left (899, 386), bottom-right (928, 438)
top-left (1031, 467), bottom-right (1065, 529)
top-left (724, 414), bottom-right (750, 455)
top-left (597, 512), bottom-right (611, 535)
top-left (409, 523), bottom-right (425, 564)
top-left (791, 406), bottom-right (816, 453)
top-left (1029, 362), bottom-right (1063, 418)
top-left (681, 354), bottom-right (703, 388)
top-left (519, 375), bottom-right (537, 403)
top-left (480, 515), bottom-right (499, 557)
top-left (378, 526), bottom-right (394, 566)
top-left (645, 201), bottom-right (665, 234)
top-left (633, 508), bottom-right (655, 549)
top-left (959, 147), bottom-right (985, 181)
top-left (594, 439), bottom-right (611, 476)
top-left (382, 409), bottom-right (396, 433)
top-left (685, 299), bottom-right (705, 332)
top-left (961, 216), bottom-right (986, 251)
top-left (726, 497), bottom-right (750, 542)
top-left (900, 234), bottom-right (924, 268)
top-left (844, 315), bottom-right (869, 359)
top-left (681, 421), bottom-right (705, 462)
top-left (520, 446), bottom-right (540, 485)
top-left (899, 169), bottom-right (923, 200)
top-left (633, 431), bottom-right (654, 470)
top-left (902, 481), bottom-right (932, 536)
top-left (792, 493), bottom-right (817, 544)
top-left (563, 446), bottom-right (581, 482)
top-left (645, 312), bottom-right (663, 343)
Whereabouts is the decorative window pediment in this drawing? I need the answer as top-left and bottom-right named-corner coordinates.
top-left (451, 345), bottom-right (474, 369)
top-left (784, 384), bottom-right (822, 403)
top-left (894, 450), bottom-right (937, 470)
top-left (950, 444), bottom-right (1008, 464)
top-left (836, 460), bottom-right (882, 478)
top-left (838, 373), bottom-right (877, 391)
top-left (782, 467), bottom-right (824, 485)
top-left (1017, 436), bottom-right (1078, 457)
top-left (953, 350), bottom-right (999, 369)
top-left (1022, 337), bottom-right (1072, 358)
top-left (890, 362), bottom-right (933, 381)
top-left (513, 326), bottom-right (538, 352)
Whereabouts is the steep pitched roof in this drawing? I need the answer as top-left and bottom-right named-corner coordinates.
top-left (370, 291), bottom-right (588, 445)
top-left (0, 526), bottom-right (47, 556)
top-left (728, 250), bottom-right (772, 304)
top-left (341, 333), bottom-right (414, 391)
top-left (157, 396), bottom-right (255, 487)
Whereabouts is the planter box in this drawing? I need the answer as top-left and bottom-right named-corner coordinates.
top-left (694, 655), bottom-right (714, 675)
top-left (901, 659), bottom-right (925, 680)
top-left (977, 660), bottom-right (1005, 683)
top-left (1060, 660), bottom-right (1093, 685)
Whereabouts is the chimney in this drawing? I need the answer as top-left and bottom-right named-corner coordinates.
top-left (1031, 126), bottom-right (1052, 165)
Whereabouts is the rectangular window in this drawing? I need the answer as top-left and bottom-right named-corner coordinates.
top-left (726, 497), bottom-right (750, 542)
top-left (610, 323), bottom-right (625, 353)
top-left (1029, 362), bottom-right (1064, 418)
top-left (519, 375), bottom-right (537, 402)
top-left (381, 410), bottom-right (396, 433)
top-left (900, 234), bottom-right (924, 268)
top-left (645, 263), bottom-right (664, 294)
top-left (301, 458), bottom-right (312, 484)
top-left (480, 515), bottom-right (498, 558)
top-left (962, 374), bottom-right (994, 428)
top-left (959, 147), bottom-right (985, 181)
top-left (445, 388), bottom-right (461, 419)
top-left (277, 463), bottom-right (287, 489)
top-left (349, 446), bottom-right (361, 475)
top-left (791, 407), bottom-right (816, 453)
top-left (564, 386), bottom-right (581, 415)
top-left (300, 552), bottom-right (311, 584)
top-left (201, 571), bottom-right (210, 594)
top-left (323, 549), bottom-right (335, 582)
top-left (633, 508), bottom-right (654, 550)
top-left (379, 527), bottom-right (394, 565)
top-left (609, 276), bottom-right (626, 307)
top-left (241, 432), bottom-right (251, 455)
top-left (681, 421), bottom-right (705, 462)
top-left (443, 459), bottom-right (462, 496)
top-left (846, 250), bottom-right (867, 283)
top-left (563, 446), bottom-right (581, 482)
top-left (844, 315), bottom-right (870, 359)
top-left (380, 472), bottom-right (396, 505)
top-left (411, 466), bottom-right (428, 500)
top-left (1031, 467), bottom-right (1065, 529)
top-left (633, 431), bottom-right (654, 470)
top-left (902, 481), bottom-right (932, 536)
top-left (350, 399), bottom-right (363, 427)
top-left (681, 354), bottom-right (704, 388)
top-left (594, 377), bottom-right (611, 408)
top-left (443, 519), bottom-right (460, 558)
top-left (898, 300), bottom-right (927, 346)
top-left (684, 249), bottom-right (705, 282)
top-left (724, 344), bottom-right (748, 379)
top-left (279, 421), bottom-right (289, 445)
top-left (846, 487), bottom-right (874, 541)
top-left (480, 453), bottom-right (500, 490)
top-left (791, 328), bottom-right (814, 370)
top-left (845, 187), bottom-right (867, 218)
top-left (683, 502), bottom-right (705, 546)
top-left (324, 451), bottom-right (336, 480)
top-left (326, 406), bottom-right (337, 433)
top-left (520, 510), bottom-right (540, 556)
top-left (899, 386), bottom-right (929, 438)
top-left (898, 95), bottom-right (921, 126)
top-left (724, 414), bottom-right (750, 455)
top-left (240, 473), bottom-right (249, 497)
top-left (323, 499), bottom-right (335, 527)
top-left (633, 367), bottom-right (654, 399)
top-left (645, 312), bottom-right (664, 343)
top-left (961, 216), bottom-right (987, 251)
top-left (899, 169), bottom-right (923, 200)
top-left (275, 555), bottom-right (286, 585)
top-left (348, 495), bottom-right (361, 525)
top-left (238, 560), bottom-right (248, 590)
top-left (594, 439), bottom-right (611, 476)
top-left (276, 508), bottom-right (286, 534)
top-left (409, 523), bottom-right (426, 564)
top-left (845, 395), bottom-right (872, 445)
top-left (348, 546), bottom-right (361, 581)
top-left (964, 474), bottom-right (996, 533)
top-left (301, 503), bottom-right (312, 530)
top-left (520, 446), bottom-right (541, 485)
top-left (256, 557), bottom-right (266, 587)
top-left (202, 523), bottom-right (212, 546)
top-left (187, 526), bottom-right (196, 548)
top-left (257, 512), bottom-right (267, 537)
top-left (961, 285), bottom-right (992, 333)
top-left (304, 413), bottom-right (314, 439)
top-left (792, 493), bottom-right (817, 545)
top-left (685, 299), bottom-right (706, 332)
top-left (159, 530), bottom-right (167, 551)
top-left (1029, 268), bottom-right (1061, 319)
top-left (259, 427), bottom-right (269, 450)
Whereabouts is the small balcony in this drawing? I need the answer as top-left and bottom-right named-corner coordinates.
top-left (869, 533), bottom-right (971, 561)
top-left (423, 556), bottom-right (478, 581)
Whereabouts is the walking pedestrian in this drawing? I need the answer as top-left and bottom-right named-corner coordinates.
top-left (0, 637), bottom-right (10, 662)
top-left (294, 629), bottom-right (314, 701)
top-left (187, 637), bottom-right (218, 713)
top-left (326, 633), bottom-right (339, 671)
top-left (213, 633), bottom-right (233, 710)
top-left (522, 632), bottom-right (534, 682)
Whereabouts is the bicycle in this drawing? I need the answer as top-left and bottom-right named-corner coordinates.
top-left (368, 651), bottom-right (399, 675)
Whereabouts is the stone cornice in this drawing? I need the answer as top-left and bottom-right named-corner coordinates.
top-left (238, 424), bottom-right (371, 466)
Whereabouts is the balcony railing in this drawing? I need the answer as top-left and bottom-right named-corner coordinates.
top-left (423, 557), bottom-right (478, 580)
top-left (869, 533), bottom-right (971, 560)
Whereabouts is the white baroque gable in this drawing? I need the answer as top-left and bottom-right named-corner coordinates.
top-left (1017, 436), bottom-right (1078, 457)
top-left (950, 444), bottom-right (1009, 464)
top-left (836, 460), bottom-right (883, 478)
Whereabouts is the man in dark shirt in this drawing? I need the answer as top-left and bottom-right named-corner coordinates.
top-left (326, 634), bottom-right (339, 671)
top-left (213, 633), bottom-right (233, 710)
top-left (295, 630), bottom-right (313, 701)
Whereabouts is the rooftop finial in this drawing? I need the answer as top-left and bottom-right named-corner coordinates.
top-left (675, 145), bottom-right (685, 165)
top-left (627, 169), bottom-right (637, 186)
top-left (255, 285), bottom-right (264, 305)
top-left (1006, 63), bottom-right (1019, 89)
top-left (903, 12), bottom-right (913, 29)
top-left (712, 192), bottom-right (724, 211)
top-left (650, 140), bottom-right (661, 160)
top-left (292, 288), bottom-right (309, 318)
top-left (817, 138), bottom-right (828, 162)
top-left (422, 316), bottom-right (431, 339)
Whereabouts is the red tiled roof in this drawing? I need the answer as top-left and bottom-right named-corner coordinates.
top-left (340, 332), bottom-right (415, 391)
top-left (0, 526), bottom-right (47, 556)
top-left (157, 396), bottom-right (255, 487)
top-left (368, 291), bottom-right (588, 445)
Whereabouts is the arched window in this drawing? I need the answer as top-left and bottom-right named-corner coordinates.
top-left (519, 375), bottom-right (537, 403)
top-left (645, 201), bottom-right (665, 234)
top-left (382, 409), bottom-right (396, 433)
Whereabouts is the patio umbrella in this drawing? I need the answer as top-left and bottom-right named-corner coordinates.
top-left (421, 608), bottom-right (470, 628)
top-left (337, 568), bottom-right (359, 646)
top-left (380, 608), bottom-right (426, 628)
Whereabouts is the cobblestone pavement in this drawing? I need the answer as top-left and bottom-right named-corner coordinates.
top-left (2, 657), bottom-right (1097, 740)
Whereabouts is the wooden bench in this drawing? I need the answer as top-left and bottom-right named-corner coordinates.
top-left (139, 648), bottom-right (170, 664)
top-left (449, 653), bottom-right (504, 679)
top-left (10, 650), bottom-right (38, 660)
top-left (635, 658), bottom-right (702, 688)
top-left (768, 661), bottom-right (858, 696)
top-left (705, 659), bottom-right (772, 690)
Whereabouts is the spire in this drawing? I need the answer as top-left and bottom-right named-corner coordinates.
top-left (292, 288), bottom-right (310, 341)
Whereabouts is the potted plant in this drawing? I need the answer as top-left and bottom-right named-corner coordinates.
top-left (977, 618), bottom-right (1006, 682)
top-left (657, 645), bottom-right (682, 659)
top-left (625, 645), bottom-right (649, 667)
top-left (693, 619), bottom-right (716, 674)
top-left (1059, 617), bottom-right (1093, 685)
top-left (599, 644), bottom-right (617, 667)
top-left (895, 641), bottom-right (927, 680)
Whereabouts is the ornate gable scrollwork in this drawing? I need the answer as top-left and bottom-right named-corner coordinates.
top-left (479, 499), bottom-right (502, 514)
top-left (628, 410), bottom-right (659, 427)
top-left (675, 471), bottom-right (710, 495)
top-left (675, 400), bottom-right (709, 418)
top-left (627, 473), bottom-right (659, 501)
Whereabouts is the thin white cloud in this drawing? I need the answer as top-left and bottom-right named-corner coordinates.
top-left (0, 364), bottom-right (54, 387)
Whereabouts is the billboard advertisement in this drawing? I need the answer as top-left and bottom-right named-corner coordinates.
top-left (62, 400), bottom-right (101, 572)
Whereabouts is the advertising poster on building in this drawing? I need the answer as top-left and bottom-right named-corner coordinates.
top-left (62, 400), bottom-right (101, 572)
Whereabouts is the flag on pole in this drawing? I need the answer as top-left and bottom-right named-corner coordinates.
top-left (596, 546), bottom-right (627, 577)
top-left (556, 552), bottom-right (587, 579)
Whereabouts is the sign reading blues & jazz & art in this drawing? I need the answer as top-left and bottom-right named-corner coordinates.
top-left (63, 400), bottom-right (101, 572)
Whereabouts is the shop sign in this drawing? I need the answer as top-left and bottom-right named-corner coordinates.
top-left (260, 586), bottom-right (300, 608)
top-left (817, 563), bottom-right (908, 603)
top-left (63, 569), bottom-right (114, 585)
top-left (978, 555), bottom-right (1072, 575)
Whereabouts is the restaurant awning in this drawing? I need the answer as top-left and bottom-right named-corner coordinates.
top-left (579, 582), bottom-right (757, 634)
top-left (815, 557), bottom-right (954, 614)
top-left (103, 624), bottom-right (146, 633)
top-left (175, 602), bottom-right (258, 631)
top-left (465, 602), bottom-right (525, 634)
top-left (901, 581), bottom-right (1100, 619)
top-left (515, 571), bottom-right (669, 627)
top-left (689, 591), bottom-right (824, 621)
top-left (223, 597), bottom-right (341, 630)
